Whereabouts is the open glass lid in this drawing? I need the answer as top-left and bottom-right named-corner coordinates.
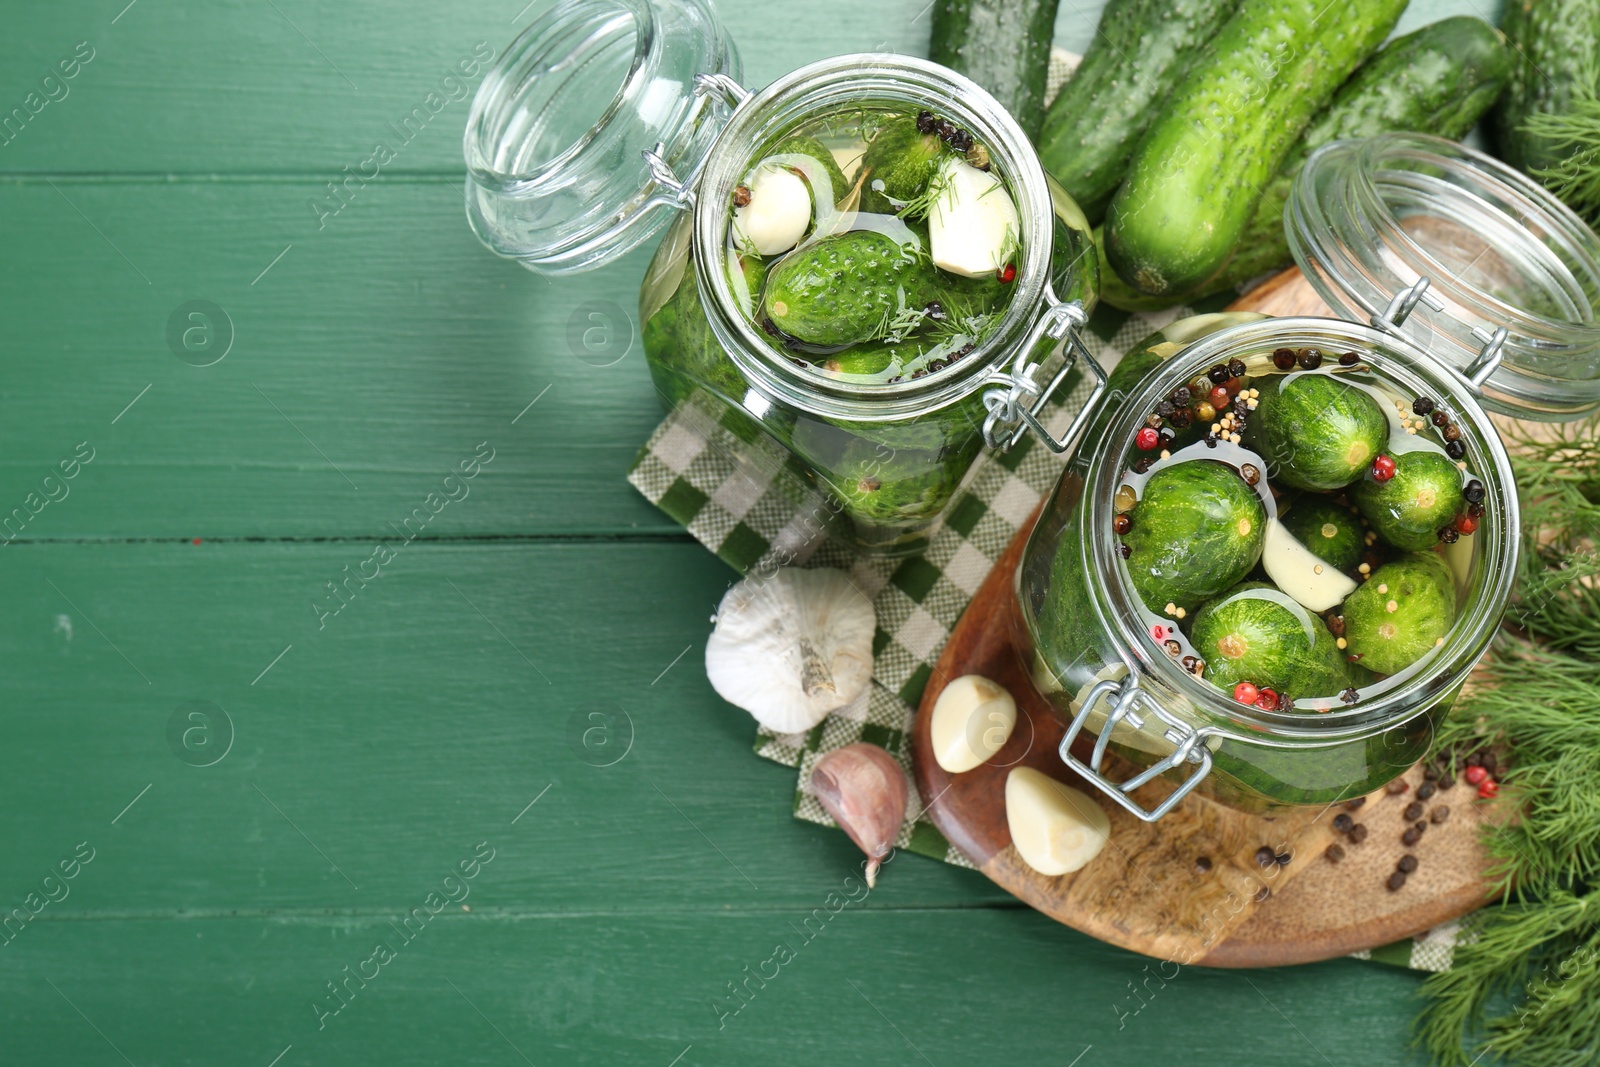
top-left (1288, 133), bottom-right (1600, 421)
top-left (463, 0), bottom-right (739, 273)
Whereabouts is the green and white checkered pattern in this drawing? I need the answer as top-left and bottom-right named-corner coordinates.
top-left (625, 45), bottom-right (1471, 966)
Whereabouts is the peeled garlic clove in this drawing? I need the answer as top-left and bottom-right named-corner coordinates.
top-left (1261, 518), bottom-right (1357, 613)
top-left (928, 157), bottom-right (1019, 278)
top-left (930, 674), bottom-right (1016, 773)
top-left (808, 743), bottom-right (908, 887)
top-left (1005, 767), bottom-right (1110, 876)
top-left (705, 567), bottom-right (875, 734)
top-left (731, 165), bottom-right (812, 256)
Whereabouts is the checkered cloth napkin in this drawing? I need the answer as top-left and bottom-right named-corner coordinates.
top-left (624, 47), bottom-right (1472, 972)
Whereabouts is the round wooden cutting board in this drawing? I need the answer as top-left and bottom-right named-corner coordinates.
top-left (909, 269), bottom-right (1502, 968)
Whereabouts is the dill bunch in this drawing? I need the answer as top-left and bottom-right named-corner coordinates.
top-left (1414, 417), bottom-right (1600, 1065)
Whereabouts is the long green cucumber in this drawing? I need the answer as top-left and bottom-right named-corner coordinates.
top-left (929, 0), bottom-right (1061, 140)
top-left (1103, 0), bottom-right (1406, 298)
top-left (1495, 0), bottom-right (1600, 173)
top-left (1036, 0), bottom-right (1242, 225)
top-left (1099, 16), bottom-right (1512, 312)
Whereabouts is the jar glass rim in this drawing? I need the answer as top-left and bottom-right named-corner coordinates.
top-left (691, 53), bottom-right (1059, 422)
top-left (1083, 316), bottom-right (1519, 746)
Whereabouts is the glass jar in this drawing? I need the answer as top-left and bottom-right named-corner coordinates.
top-left (463, 0), bottom-right (1100, 555)
top-left (1015, 133), bottom-right (1600, 821)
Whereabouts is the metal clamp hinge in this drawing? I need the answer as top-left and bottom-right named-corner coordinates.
top-left (639, 76), bottom-right (751, 209)
top-left (1371, 276), bottom-right (1444, 332)
top-left (1369, 274), bottom-right (1509, 394)
top-left (981, 301), bottom-right (1105, 453)
top-left (1058, 678), bottom-right (1215, 823)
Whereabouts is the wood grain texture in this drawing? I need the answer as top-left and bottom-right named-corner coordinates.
top-left (0, 0), bottom-right (1496, 1060)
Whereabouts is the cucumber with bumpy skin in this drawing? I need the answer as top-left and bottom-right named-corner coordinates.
top-left (1280, 496), bottom-right (1365, 572)
top-left (1343, 552), bottom-right (1458, 674)
top-left (1190, 582), bottom-right (1368, 699)
top-left (1350, 450), bottom-right (1466, 552)
top-left (929, 0), bottom-right (1061, 141)
top-left (1244, 372), bottom-right (1389, 491)
top-left (763, 230), bottom-right (939, 347)
top-left (1495, 0), bottom-right (1600, 173)
top-left (1037, 0), bottom-right (1242, 225)
top-left (1122, 459), bottom-right (1265, 614)
top-left (859, 117), bottom-right (950, 216)
top-left (1103, 0), bottom-right (1406, 297)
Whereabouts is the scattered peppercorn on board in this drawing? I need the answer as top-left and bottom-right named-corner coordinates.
top-left (912, 267), bottom-right (1512, 967)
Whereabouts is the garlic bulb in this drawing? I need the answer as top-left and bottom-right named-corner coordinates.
top-left (1005, 767), bottom-right (1110, 876)
top-left (808, 743), bottom-right (908, 887)
top-left (705, 568), bottom-right (875, 733)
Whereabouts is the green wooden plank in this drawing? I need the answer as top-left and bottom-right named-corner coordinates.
top-left (1, 911), bottom-right (1424, 1066)
top-left (0, 180), bottom-right (683, 538)
top-left (0, 539), bottom-right (1010, 912)
top-left (0, 0), bottom-right (946, 175)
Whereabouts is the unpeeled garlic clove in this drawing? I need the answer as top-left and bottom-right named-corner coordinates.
top-left (1005, 767), bottom-right (1110, 876)
top-left (929, 674), bottom-right (1016, 773)
top-left (807, 743), bottom-right (907, 887)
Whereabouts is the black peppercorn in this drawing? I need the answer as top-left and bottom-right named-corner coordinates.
top-left (1156, 400), bottom-right (1176, 418)
top-left (947, 128), bottom-right (974, 153)
top-left (915, 109), bottom-right (937, 134)
top-left (1254, 846), bottom-right (1276, 868)
top-left (1443, 424), bottom-right (1462, 443)
top-left (1333, 813), bottom-right (1353, 833)
top-left (1463, 479), bottom-right (1485, 503)
top-left (911, 368), bottom-right (927, 379)
top-left (1386, 779), bottom-right (1410, 796)
top-left (1482, 752), bottom-right (1498, 775)
top-left (1340, 687), bottom-right (1359, 705)
top-left (935, 119), bottom-right (957, 140)
top-left (1440, 774), bottom-right (1455, 790)
top-left (1203, 434), bottom-right (1218, 449)
top-left (1297, 347), bottom-right (1323, 370)
top-left (1417, 782), bottom-right (1436, 801)
top-left (1171, 386), bottom-right (1192, 406)
top-left (1194, 855), bottom-right (1213, 874)
top-left (1404, 801), bottom-right (1425, 822)
top-left (1133, 457), bottom-right (1153, 473)
top-left (1412, 397), bottom-right (1436, 416)
top-left (1275, 852), bottom-right (1291, 867)
top-left (1339, 351), bottom-right (1360, 366)
top-left (1440, 526), bottom-right (1460, 544)
top-left (1255, 886), bottom-right (1271, 902)
top-left (1345, 797), bottom-right (1367, 811)
top-left (1159, 426), bottom-right (1178, 447)
top-left (1387, 871), bottom-right (1408, 891)
top-left (1325, 843), bottom-right (1346, 863)
top-left (1468, 501), bottom-right (1485, 518)
top-left (1466, 752), bottom-right (1482, 767)
top-left (1398, 854), bottom-right (1419, 874)
top-left (1272, 348), bottom-right (1297, 370)
top-left (1326, 614), bottom-right (1346, 636)
top-left (1431, 410), bottom-right (1450, 427)
top-left (1401, 826), bottom-right (1422, 847)
top-left (1169, 408), bottom-right (1193, 429)
top-left (924, 300), bottom-right (947, 321)
top-left (1118, 543), bottom-right (1132, 559)
top-left (1430, 806), bottom-right (1450, 824)
top-left (928, 359), bottom-right (948, 372)
top-left (1228, 358), bottom-right (1247, 378)
top-left (1208, 364), bottom-right (1231, 384)
top-left (733, 184), bottom-right (753, 207)
top-left (1423, 764), bottom-right (1440, 781)
top-left (1349, 823), bottom-right (1369, 843)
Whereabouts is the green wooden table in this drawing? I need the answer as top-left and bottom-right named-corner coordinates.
top-left (2, 1), bottom-right (1485, 1062)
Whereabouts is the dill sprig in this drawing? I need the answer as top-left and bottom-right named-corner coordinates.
top-left (1413, 417), bottom-right (1600, 1065)
top-left (1525, 55), bottom-right (1600, 226)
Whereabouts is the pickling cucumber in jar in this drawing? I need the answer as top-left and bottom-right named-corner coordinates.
top-left (638, 97), bottom-right (1095, 551)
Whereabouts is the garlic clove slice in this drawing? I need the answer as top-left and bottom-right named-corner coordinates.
top-left (929, 674), bottom-right (1016, 773)
top-left (1261, 518), bottom-right (1357, 613)
top-left (808, 743), bottom-right (908, 887)
top-left (731, 165), bottom-right (812, 257)
top-left (928, 157), bottom-right (1019, 279)
top-left (705, 568), bottom-right (875, 734)
top-left (1005, 767), bottom-right (1110, 876)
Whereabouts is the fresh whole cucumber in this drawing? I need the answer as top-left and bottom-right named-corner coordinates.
top-left (1495, 0), bottom-right (1600, 173)
top-left (1103, 0), bottom-right (1407, 297)
top-left (929, 0), bottom-right (1062, 140)
top-left (1037, 0), bottom-right (1243, 226)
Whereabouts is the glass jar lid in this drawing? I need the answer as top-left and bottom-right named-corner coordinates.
top-left (1288, 133), bottom-right (1600, 421)
top-left (463, 0), bottom-right (738, 273)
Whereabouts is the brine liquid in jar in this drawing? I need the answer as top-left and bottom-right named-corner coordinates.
top-left (1109, 345), bottom-right (1487, 713)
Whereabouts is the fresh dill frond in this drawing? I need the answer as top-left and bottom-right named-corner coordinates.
top-left (894, 157), bottom-right (955, 222)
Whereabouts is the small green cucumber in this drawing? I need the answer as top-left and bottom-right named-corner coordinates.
top-left (1279, 495), bottom-right (1366, 572)
top-left (1103, 0), bottom-right (1406, 296)
top-left (859, 117), bottom-right (950, 215)
top-left (1037, 0), bottom-right (1242, 224)
top-left (1245, 372), bottom-right (1389, 491)
top-left (763, 230), bottom-right (938, 347)
top-left (1342, 552), bottom-right (1458, 674)
top-left (1350, 450), bottom-right (1466, 552)
top-left (1190, 582), bottom-right (1366, 698)
top-left (1122, 459), bottom-right (1266, 613)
